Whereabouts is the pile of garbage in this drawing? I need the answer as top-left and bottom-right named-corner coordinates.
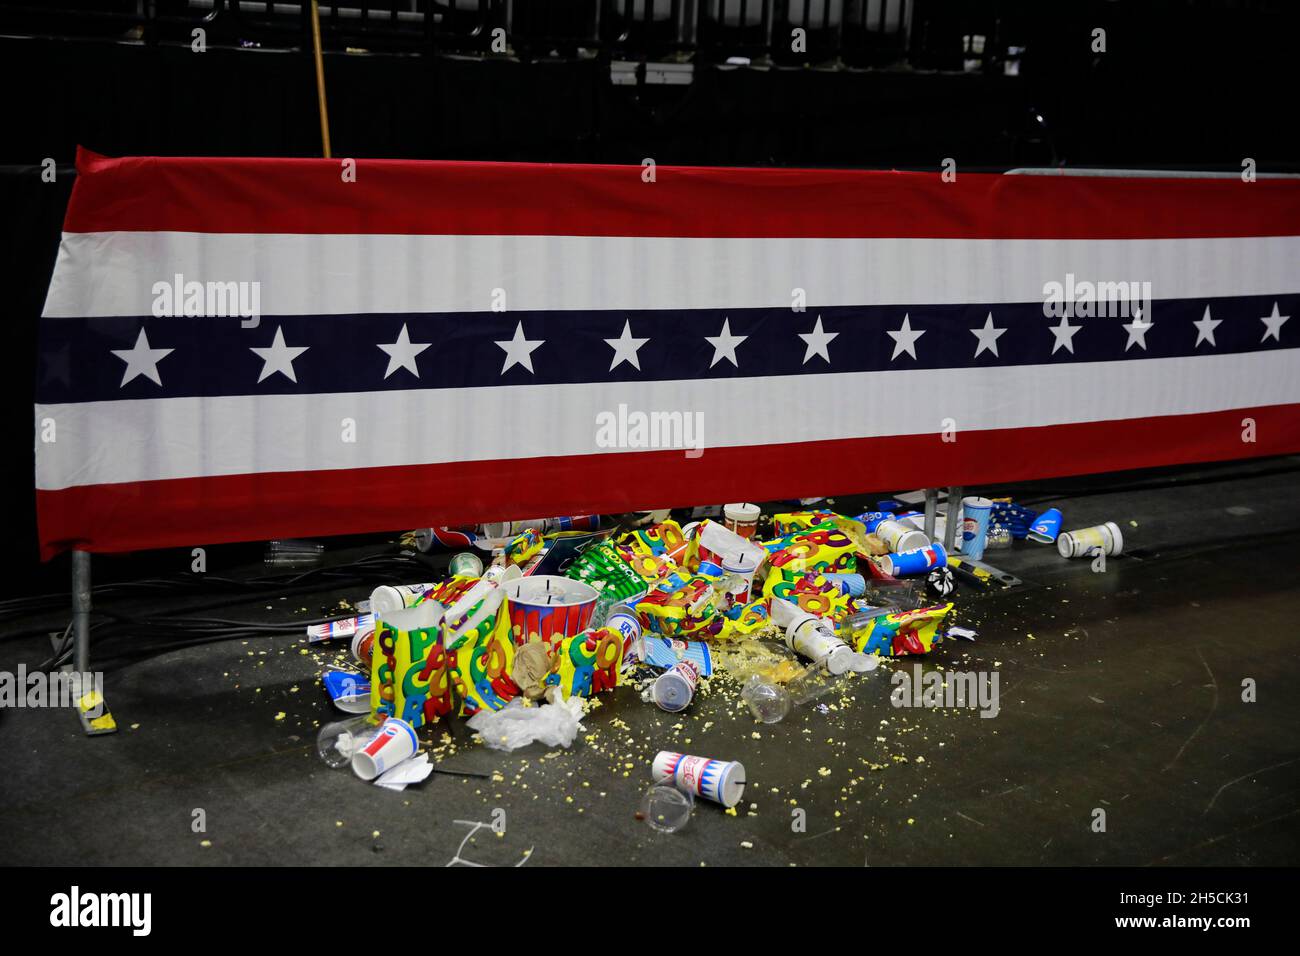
top-left (310, 497), bottom-right (1124, 820)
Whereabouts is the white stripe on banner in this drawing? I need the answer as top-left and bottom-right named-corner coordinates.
top-left (34, 350), bottom-right (1300, 489)
top-left (42, 232), bottom-right (1300, 318)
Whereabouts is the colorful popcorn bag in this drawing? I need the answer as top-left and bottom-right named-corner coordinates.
top-left (545, 626), bottom-right (625, 699)
top-left (368, 601), bottom-right (453, 727)
top-left (849, 603), bottom-right (954, 657)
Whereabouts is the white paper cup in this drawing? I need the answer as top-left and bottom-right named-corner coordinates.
top-left (769, 597), bottom-right (805, 628)
top-left (1058, 521), bottom-right (1124, 558)
top-left (351, 717), bottom-right (418, 781)
top-left (370, 583), bottom-right (435, 615)
top-left (785, 617), bottom-right (853, 674)
top-left (652, 751), bottom-right (747, 808)
top-left (876, 519), bottom-right (930, 554)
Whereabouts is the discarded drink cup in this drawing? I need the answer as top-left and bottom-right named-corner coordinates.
top-left (605, 602), bottom-right (643, 664)
top-left (350, 630), bottom-right (375, 670)
top-left (639, 783), bottom-right (694, 833)
top-left (741, 675), bottom-right (791, 723)
top-left (880, 541), bottom-right (947, 577)
top-left (824, 572), bottom-right (866, 597)
top-left (265, 539), bottom-right (324, 568)
top-left (875, 519), bottom-right (930, 554)
top-left (1027, 508), bottom-right (1063, 544)
top-left (448, 551), bottom-right (484, 578)
top-left (785, 615), bottom-right (854, 675)
top-left (1057, 521), bottom-right (1124, 558)
top-left (960, 497), bottom-right (993, 560)
top-left (652, 660), bottom-right (700, 713)
top-left (316, 715), bottom-right (381, 769)
top-left (351, 717), bottom-right (418, 781)
top-left (785, 660), bottom-right (847, 706)
top-left (722, 502), bottom-right (761, 539)
top-left (651, 751), bottom-right (746, 808)
top-left (369, 583), bottom-right (434, 615)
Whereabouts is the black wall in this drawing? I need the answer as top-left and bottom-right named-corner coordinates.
top-left (3, 0), bottom-right (1299, 596)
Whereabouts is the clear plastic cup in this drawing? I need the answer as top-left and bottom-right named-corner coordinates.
top-left (741, 675), bottom-right (792, 723)
top-left (785, 659), bottom-right (848, 706)
top-left (315, 715), bottom-right (380, 769)
top-left (639, 783), bottom-right (694, 833)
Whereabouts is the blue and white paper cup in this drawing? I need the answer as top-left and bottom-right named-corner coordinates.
top-left (605, 603), bottom-right (643, 667)
top-left (881, 541), bottom-right (948, 577)
top-left (960, 497), bottom-right (994, 559)
top-left (652, 661), bottom-right (701, 713)
top-left (824, 572), bottom-right (866, 597)
top-left (1027, 507), bottom-right (1063, 544)
top-left (652, 751), bottom-right (747, 808)
top-left (856, 512), bottom-right (893, 533)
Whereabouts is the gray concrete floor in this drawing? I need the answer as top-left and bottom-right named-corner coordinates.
top-left (2, 459), bottom-right (1298, 866)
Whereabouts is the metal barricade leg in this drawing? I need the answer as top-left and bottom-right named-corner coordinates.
top-left (66, 549), bottom-right (115, 735)
top-left (944, 486), bottom-right (962, 554)
top-left (923, 488), bottom-right (937, 540)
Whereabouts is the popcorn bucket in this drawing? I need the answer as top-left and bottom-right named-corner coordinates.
top-left (502, 575), bottom-right (599, 649)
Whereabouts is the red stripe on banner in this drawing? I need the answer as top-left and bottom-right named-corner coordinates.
top-left (64, 148), bottom-right (1300, 240)
top-left (37, 404), bottom-right (1300, 558)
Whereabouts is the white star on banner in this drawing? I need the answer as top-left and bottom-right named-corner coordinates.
top-left (495, 321), bottom-right (544, 374)
top-left (886, 314), bottom-right (924, 361)
top-left (604, 319), bottom-right (650, 371)
top-left (1260, 302), bottom-right (1290, 342)
top-left (250, 327), bottom-right (310, 383)
top-left (377, 323), bottom-right (432, 379)
top-left (1192, 305), bottom-right (1222, 348)
top-left (1047, 315), bottom-right (1081, 355)
top-left (705, 317), bottom-right (747, 368)
top-left (970, 312), bottom-right (1007, 358)
top-left (797, 315), bottom-right (838, 364)
top-left (111, 328), bottom-right (173, 387)
top-left (1123, 309), bottom-right (1153, 351)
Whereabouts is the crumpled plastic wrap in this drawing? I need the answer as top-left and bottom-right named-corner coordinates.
top-left (465, 693), bottom-right (586, 751)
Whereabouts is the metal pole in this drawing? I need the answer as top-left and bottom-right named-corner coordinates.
top-left (71, 549), bottom-right (91, 675)
top-left (923, 488), bottom-right (937, 540)
top-left (309, 0), bottom-right (333, 158)
top-left (944, 486), bottom-right (962, 554)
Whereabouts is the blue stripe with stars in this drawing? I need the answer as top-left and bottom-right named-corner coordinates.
top-left (36, 294), bottom-right (1296, 404)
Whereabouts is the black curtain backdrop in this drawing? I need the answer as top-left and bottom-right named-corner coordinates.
top-left (3, 0), bottom-right (1299, 595)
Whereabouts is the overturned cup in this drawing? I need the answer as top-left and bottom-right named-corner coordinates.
top-left (651, 751), bottom-right (746, 808)
top-left (351, 717), bottom-right (418, 781)
top-left (1058, 521), bottom-right (1124, 558)
top-left (1026, 508), bottom-right (1063, 544)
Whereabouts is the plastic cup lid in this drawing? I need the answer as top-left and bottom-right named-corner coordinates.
top-left (717, 761), bottom-right (747, 808)
top-left (826, 645), bottom-right (854, 676)
top-left (653, 672), bottom-right (693, 711)
top-left (724, 503), bottom-right (761, 522)
top-left (849, 652), bottom-right (879, 673)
